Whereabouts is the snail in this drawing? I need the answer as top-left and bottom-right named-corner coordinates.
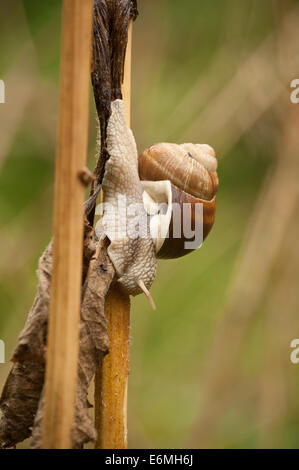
top-left (99, 99), bottom-right (218, 309)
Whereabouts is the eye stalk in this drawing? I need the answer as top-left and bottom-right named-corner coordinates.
top-left (138, 143), bottom-right (218, 259)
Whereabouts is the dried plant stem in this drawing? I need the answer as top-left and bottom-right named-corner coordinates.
top-left (122, 21), bottom-right (132, 126)
top-left (42, 0), bottom-right (94, 449)
top-left (95, 285), bottom-right (130, 448)
top-left (94, 19), bottom-right (133, 450)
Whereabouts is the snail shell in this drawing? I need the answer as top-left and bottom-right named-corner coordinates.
top-left (138, 142), bottom-right (218, 259)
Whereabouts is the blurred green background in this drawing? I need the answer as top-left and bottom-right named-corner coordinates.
top-left (1, 0), bottom-right (299, 449)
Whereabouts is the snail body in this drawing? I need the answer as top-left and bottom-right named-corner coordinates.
top-left (102, 99), bottom-right (157, 302)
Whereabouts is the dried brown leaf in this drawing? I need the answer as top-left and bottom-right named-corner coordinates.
top-left (31, 238), bottom-right (115, 448)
